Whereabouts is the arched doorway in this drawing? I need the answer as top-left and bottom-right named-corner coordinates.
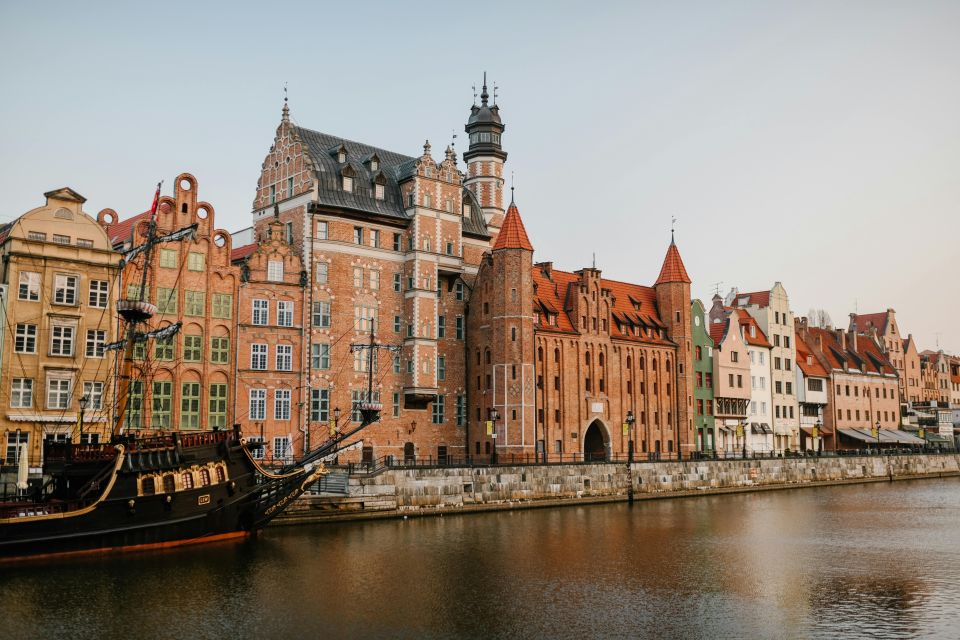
top-left (583, 420), bottom-right (608, 462)
top-left (404, 442), bottom-right (415, 464)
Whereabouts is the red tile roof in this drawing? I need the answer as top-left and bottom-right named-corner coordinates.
top-left (730, 290), bottom-right (770, 308)
top-left (734, 309), bottom-right (771, 348)
top-left (850, 312), bottom-right (888, 335)
top-left (231, 243), bottom-right (257, 262)
top-left (654, 241), bottom-right (691, 285)
top-left (796, 332), bottom-right (829, 378)
top-left (492, 201), bottom-right (533, 251)
top-left (532, 266), bottom-right (670, 344)
top-left (106, 210), bottom-right (151, 245)
top-left (804, 327), bottom-right (895, 375)
top-left (708, 318), bottom-right (728, 346)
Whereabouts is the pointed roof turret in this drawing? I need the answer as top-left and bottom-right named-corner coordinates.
top-left (492, 191), bottom-right (533, 251)
top-left (654, 237), bottom-right (691, 285)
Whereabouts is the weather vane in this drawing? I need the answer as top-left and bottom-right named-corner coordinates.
top-left (493, 82), bottom-right (498, 105)
top-left (472, 84), bottom-right (477, 106)
top-left (283, 82), bottom-right (288, 103)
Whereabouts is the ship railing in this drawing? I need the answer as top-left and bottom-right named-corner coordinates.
top-left (178, 430), bottom-right (232, 449)
top-left (43, 442), bottom-right (119, 463)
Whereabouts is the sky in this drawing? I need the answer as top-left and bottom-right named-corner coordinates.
top-left (1, 1), bottom-right (957, 353)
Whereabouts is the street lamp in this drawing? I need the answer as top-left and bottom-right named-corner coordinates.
top-left (625, 410), bottom-right (636, 464)
top-left (874, 419), bottom-right (881, 454)
top-left (489, 407), bottom-right (499, 465)
top-left (78, 395), bottom-right (89, 442)
top-left (813, 420), bottom-right (822, 456)
top-left (329, 407), bottom-right (341, 437)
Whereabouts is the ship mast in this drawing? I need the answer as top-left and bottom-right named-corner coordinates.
top-left (106, 184), bottom-right (197, 438)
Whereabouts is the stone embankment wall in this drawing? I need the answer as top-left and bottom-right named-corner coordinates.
top-left (276, 454), bottom-right (960, 525)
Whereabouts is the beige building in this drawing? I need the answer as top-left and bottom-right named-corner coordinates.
top-left (0, 188), bottom-right (120, 470)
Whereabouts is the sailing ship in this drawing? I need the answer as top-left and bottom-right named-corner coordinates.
top-left (0, 185), bottom-right (387, 560)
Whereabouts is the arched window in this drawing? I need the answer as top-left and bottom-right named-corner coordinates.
top-left (627, 355), bottom-right (632, 369)
top-left (182, 472), bottom-right (195, 490)
top-left (199, 468), bottom-right (211, 487)
top-left (666, 360), bottom-right (671, 373)
top-left (652, 358), bottom-right (657, 371)
top-left (599, 353), bottom-right (605, 367)
top-left (162, 475), bottom-right (175, 493)
top-left (216, 466), bottom-right (226, 483)
top-left (554, 349), bottom-right (560, 363)
top-left (585, 352), bottom-right (591, 365)
top-left (485, 350), bottom-right (491, 365)
top-left (476, 350), bottom-right (481, 365)
top-left (142, 477), bottom-right (156, 496)
top-left (639, 356), bottom-right (645, 369)
top-left (538, 347), bottom-right (543, 361)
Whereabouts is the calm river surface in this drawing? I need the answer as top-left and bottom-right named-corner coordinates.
top-left (4, 478), bottom-right (960, 639)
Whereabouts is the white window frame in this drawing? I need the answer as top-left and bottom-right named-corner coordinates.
top-left (50, 324), bottom-right (74, 356)
top-left (276, 344), bottom-right (293, 371)
top-left (46, 377), bottom-right (71, 410)
top-left (11, 378), bottom-right (33, 408)
top-left (267, 260), bottom-right (284, 282)
top-left (252, 299), bottom-right (269, 325)
top-left (316, 262), bottom-right (328, 284)
top-left (54, 273), bottom-right (78, 305)
top-left (85, 329), bottom-right (106, 358)
top-left (249, 389), bottom-right (266, 421)
top-left (83, 381), bottom-right (104, 410)
top-left (18, 271), bottom-right (40, 301)
top-left (88, 280), bottom-right (109, 308)
top-left (277, 301), bottom-right (294, 327)
top-left (251, 344), bottom-right (268, 370)
top-left (274, 390), bottom-right (291, 421)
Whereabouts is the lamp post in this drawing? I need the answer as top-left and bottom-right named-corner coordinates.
top-left (489, 407), bottom-right (499, 465)
top-left (329, 406), bottom-right (341, 437)
top-left (626, 410), bottom-right (636, 463)
top-left (874, 418), bottom-right (881, 454)
top-left (78, 395), bottom-right (89, 442)
top-left (813, 420), bottom-right (822, 456)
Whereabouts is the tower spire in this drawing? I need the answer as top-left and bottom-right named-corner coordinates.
top-left (281, 82), bottom-right (290, 124)
top-left (480, 71), bottom-right (489, 106)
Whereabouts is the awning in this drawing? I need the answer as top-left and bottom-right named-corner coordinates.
top-left (838, 428), bottom-right (876, 443)
top-left (924, 433), bottom-right (951, 443)
top-left (799, 426), bottom-right (829, 437)
top-left (838, 428), bottom-right (926, 445)
top-left (751, 423), bottom-right (772, 435)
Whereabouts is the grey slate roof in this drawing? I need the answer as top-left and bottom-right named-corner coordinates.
top-left (295, 126), bottom-right (414, 221)
top-left (462, 188), bottom-right (490, 238)
top-left (296, 125), bottom-right (489, 238)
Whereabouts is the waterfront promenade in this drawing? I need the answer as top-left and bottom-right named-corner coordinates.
top-left (278, 451), bottom-right (960, 525)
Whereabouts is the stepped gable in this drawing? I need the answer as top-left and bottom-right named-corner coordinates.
top-left (492, 199), bottom-right (533, 251)
top-left (654, 240), bottom-right (691, 285)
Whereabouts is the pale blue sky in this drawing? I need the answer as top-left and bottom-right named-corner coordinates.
top-left (1, 1), bottom-right (957, 352)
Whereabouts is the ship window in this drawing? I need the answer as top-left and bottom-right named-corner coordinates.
top-left (163, 475), bottom-right (175, 493)
top-left (216, 466), bottom-right (226, 483)
top-left (199, 468), bottom-right (211, 487)
top-left (182, 471), bottom-right (195, 490)
top-left (142, 477), bottom-right (156, 495)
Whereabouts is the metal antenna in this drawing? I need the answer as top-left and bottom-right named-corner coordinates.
top-left (712, 281), bottom-right (724, 296)
top-left (671, 216), bottom-right (677, 243)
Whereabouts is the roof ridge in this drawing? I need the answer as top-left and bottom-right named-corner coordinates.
top-left (292, 125), bottom-right (416, 162)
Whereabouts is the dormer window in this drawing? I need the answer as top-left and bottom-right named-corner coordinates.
top-left (371, 159), bottom-right (379, 171)
top-left (338, 151), bottom-right (346, 163)
top-left (342, 176), bottom-right (353, 192)
top-left (374, 183), bottom-right (384, 200)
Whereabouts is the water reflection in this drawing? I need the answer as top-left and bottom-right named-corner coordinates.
top-left (3, 478), bottom-right (959, 639)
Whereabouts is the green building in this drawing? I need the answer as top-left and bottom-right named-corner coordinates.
top-left (691, 299), bottom-right (715, 452)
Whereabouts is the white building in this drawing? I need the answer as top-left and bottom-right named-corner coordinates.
top-left (727, 282), bottom-right (799, 451)
top-left (796, 328), bottom-right (829, 452)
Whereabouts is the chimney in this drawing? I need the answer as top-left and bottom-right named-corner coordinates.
top-left (537, 261), bottom-right (553, 279)
top-left (849, 312), bottom-right (857, 332)
top-left (835, 328), bottom-right (846, 351)
top-left (850, 329), bottom-right (858, 354)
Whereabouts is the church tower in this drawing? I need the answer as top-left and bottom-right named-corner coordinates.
top-left (467, 193), bottom-right (535, 459)
top-left (654, 233), bottom-right (695, 458)
top-left (463, 73), bottom-right (507, 239)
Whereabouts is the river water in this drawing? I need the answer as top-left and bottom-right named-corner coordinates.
top-left (3, 478), bottom-right (960, 639)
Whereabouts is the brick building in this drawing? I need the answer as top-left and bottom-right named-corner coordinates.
top-left (901, 334), bottom-right (923, 406)
top-left (919, 350), bottom-right (951, 405)
top-left (0, 188), bottom-right (120, 469)
top-left (103, 174), bottom-right (241, 433)
top-left (849, 309), bottom-right (912, 410)
top-left (795, 321), bottom-right (899, 450)
top-left (231, 213), bottom-right (307, 463)
top-left (472, 218), bottom-right (697, 462)
top-left (248, 85), bottom-right (502, 463)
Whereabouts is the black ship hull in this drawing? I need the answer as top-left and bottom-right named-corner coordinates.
top-left (0, 428), bottom-right (323, 561)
